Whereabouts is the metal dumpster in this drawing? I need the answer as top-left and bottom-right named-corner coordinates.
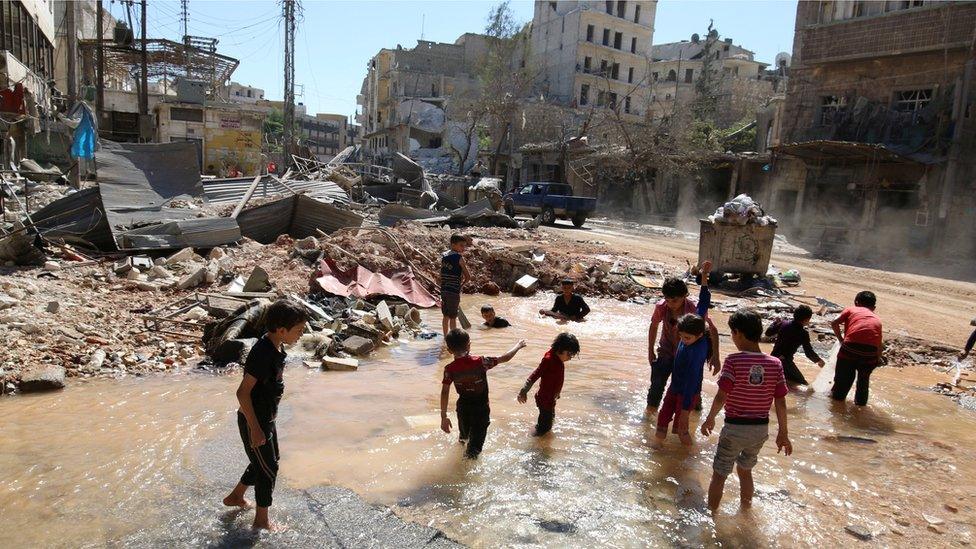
top-left (698, 219), bottom-right (776, 276)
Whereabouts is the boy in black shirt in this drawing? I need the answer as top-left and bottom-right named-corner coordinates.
top-left (481, 304), bottom-right (511, 328)
top-left (222, 299), bottom-right (307, 531)
top-left (540, 279), bottom-right (590, 321)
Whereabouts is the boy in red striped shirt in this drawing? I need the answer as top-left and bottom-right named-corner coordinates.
top-left (700, 309), bottom-right (793, 513)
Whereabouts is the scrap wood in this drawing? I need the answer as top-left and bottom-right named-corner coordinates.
top-left (230, 174), bottom-right (264, 219)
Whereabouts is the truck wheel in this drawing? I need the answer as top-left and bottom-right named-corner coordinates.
top-left (571, 213), bottom-right (587, 228)
top-left (541, 207), bottom-right (556, 225)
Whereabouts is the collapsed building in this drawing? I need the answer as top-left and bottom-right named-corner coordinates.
top-left (761, 0), bottom-right (976, 261)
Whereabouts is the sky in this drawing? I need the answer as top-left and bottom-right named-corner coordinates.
top-left (119, 0), bottom-right (798, 119)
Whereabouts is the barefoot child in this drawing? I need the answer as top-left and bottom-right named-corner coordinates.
top-left (481, 304), bottom-right (511, 328)
top-left (517, 333), bottom-right (580, 436)
top-left (441, 234), bottom-right (471, 337)
top-left (223, 299), bottom-right (308, 530)
top-left (700, 309), bottom-right (792, 513)
top-left (540, 279), bottom-right (590, 321)
top-left (647, 276), bottom-right (720, 414)
top-left (440, 329), bottom-right (526, 459)
top-left (655, 261), bottom-right (713, 446)
top-left (830, 291), bottom-right (883, 406)
top-left (768, 305), bottom-right (824, 386)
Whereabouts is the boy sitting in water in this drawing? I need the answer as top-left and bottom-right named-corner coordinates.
top-left (540, 279), bottom-right (590, 321)
top-left (700, 309), bottom-right (792, 513)
top-left (222, 299), bottom-right (308, 531)
top-left (517, 332), bottom-right (581, 436)
top-left (655, 261), bottom-right (712, 446)
top-left (767, 305), bottom-right (824, 387)
top-left (481, 304), bottom-right (511, 328)
top-left (440, 329), bottom-right (526, 459)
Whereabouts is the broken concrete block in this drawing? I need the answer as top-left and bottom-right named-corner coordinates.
top-left (165, 247), bottom-right (195, 266)
top-left (113, 258), bottom-right (133, 275)
top-left (295, 236), bottom-right (319, 250)
top-left (508, 243), bottom-right (535, 253)
top-left (203, 261), bottom-right (220, 283)
top-left (135, 281), bottom-right (160, 292)
top-left (177, 265), bottom-right (208, 290)
top-left (322, 356), bottom-right (359, 371)
top-left (125, 267), bottom-right (143, 281)
top-left (243, 266), bottom-right (271, 292)
top-left (42, 260), bottom-right (61, 271)
top-left (207, 247), bottom-right (226, 260)
top-left (147, 265), bottom-right (172, 280)
top-left (184, 306), bottom-right (208, 321)
top-left (46, 301), bottom-right (60, 313)
top-left (394, 304), bottom-right (411, 318)
top-left (347, 321), bottom-right (382, 341)
top-left (0, 295), bottom-right (19, 310)
top-left (376, 300), bottom-right (394, 331)
top-left (513, 274), bottom-right (539, 296)
top-left (19, 366), bottom-right (66, 393)
top-left (341, 335), bottom-right (375, 356)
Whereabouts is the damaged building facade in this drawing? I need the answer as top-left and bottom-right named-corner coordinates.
top-left (356, 35), bottom-right (490, 174)
top-left (528, 0), bottom-right (656, 119)
top-left (766, 0), bottom-right (976, 260)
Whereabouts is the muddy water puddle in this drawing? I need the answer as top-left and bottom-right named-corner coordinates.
top-left (1, 295), bottom-right (975, 547)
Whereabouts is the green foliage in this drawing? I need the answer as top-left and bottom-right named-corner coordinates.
top-left (263, 108), bottom-right (284, 137)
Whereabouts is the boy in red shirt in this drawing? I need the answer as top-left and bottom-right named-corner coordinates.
top-left (701, 309), bottom-right (792, 513)
top-left (440, 329), bottom-right (526, 459)
top-left (517, 333), bottom-right (580, 436)
top-left (830, 291), bottom-right (883, 406)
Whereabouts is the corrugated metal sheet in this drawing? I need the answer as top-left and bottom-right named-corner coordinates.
top-left (292, 195), bottom-right (363, 237)
top-left (202, 176), bottom-right (350, 205)
top-left (122, 217), bottom-right (242, 249)
top-left (29, 186), bottom-right (115, 249)
top-left (236, 197), bottom-right (295, 244)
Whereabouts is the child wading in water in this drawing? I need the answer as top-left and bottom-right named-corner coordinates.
top-left (517, 333), bottom-right (580, 436)
top-left (655, 261), bottom-right (713, 446)
top-left (440, 329), bottom-right (526, 458)
top-left (441, 234), bottom-right (471, 337)
top-left (700, 309), bottom-right (792, 513)
top-left (223, 299), bottom-right (308, 530)
top-left (767, 305), bottom-right (824, 387)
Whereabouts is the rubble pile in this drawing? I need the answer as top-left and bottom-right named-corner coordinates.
top-left (314, 222), bottom-right (670, 302)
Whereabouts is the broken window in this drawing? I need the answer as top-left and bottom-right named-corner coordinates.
top-left (631, 36), bottom-right (637, 53)
top-left (614, 32), bottom-right (622, 50)
top-left (819, 95), bottom-right (847, 125)
top-left (893, 89), bottom-right (933, 118)
top-left (580, 84), bottom-right (590, 106)
top-left (611, 63), bottom-right (620, 80)
top-left (628, 67), bottom-right (634, 83)
top-left (608, 92), bottom-right (617, 109)
top-left (584, 56), bottom-right (592, 72)
top-left (617, 1), bottom-right (626, 18)
top-left (586, 24), bottom-right (594, 42)
top-left (602, 28), bottom-right (610, 46)
top-left (634, 4), bottom-right (641, 23)
top-left (666, 69), bottom-right (676, 81)
top-left (600, 59), bottom-right (608, 76)
top-left (597, 90), bottom-right (606, 106)
top-left (684, 68), bottom-right (694, 83)
top-left (625, 96), bottom-right (631, 113)
top-left (606, 1), bottom-right (613, 14)
top-left (549, 1), bottom-right (556, 10)
top-left (652, 71), bottom-right (658, 81)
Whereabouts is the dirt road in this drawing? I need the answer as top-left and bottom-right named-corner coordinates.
top-left (543, 218), bottom-right (976, 347)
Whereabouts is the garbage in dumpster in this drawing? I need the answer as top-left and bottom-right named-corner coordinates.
top-left (707, 194), bottom-right (777, 226)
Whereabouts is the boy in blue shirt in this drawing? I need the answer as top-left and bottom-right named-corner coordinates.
top-left (440, 234), bottom-right (471, 337)
top-left (654, 261), bottom-right (712, 446)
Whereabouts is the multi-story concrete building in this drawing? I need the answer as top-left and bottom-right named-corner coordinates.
top-left (765, 0), bottom-right (976, 261)
top-left (1, 0), bottom-right (57, 110)
top-left (527, 0), bottom-right (657, 120)
top-left (647, 32), bottom-right (774, 127)
top-left (299, 113), bottom-right (346, 161)
top-left (226, 82), bottom-right (265, 104)
top-left (356, 34), bottom-right (489, 172)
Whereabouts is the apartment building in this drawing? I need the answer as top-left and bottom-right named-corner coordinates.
top-left (1, 0), bottom-right (57, 110)
top-left (647, 32), bottom-right (774, 127)
top-left (226, 82), bottom-right (265, 104)
top-left (766, 0), bottom-right (976, 261)
top-left (528, 0), bottom-right (657, 119)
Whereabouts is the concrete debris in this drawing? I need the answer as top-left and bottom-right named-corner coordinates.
top-left (321, 356), bottom-right (359, 371)
top-left (165, 247), bottom-right (196, 266)
top-left (844, 525), bottom-right (873, 541)
top-left (177, 264), bottom-right (209, 290)
top-left (341, 335), bottom-right (376, 356)
top-left (19, 366), bottom-right (66, 393)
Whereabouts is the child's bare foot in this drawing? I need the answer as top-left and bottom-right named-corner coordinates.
top-left (222, 494), bottom-right (252, 508)
top-left (252, 519), bottom-right (287, 532)
top-left (678, 433), bottom-right (694, 446)
top-left (644, 406), bottom-right (658, 419)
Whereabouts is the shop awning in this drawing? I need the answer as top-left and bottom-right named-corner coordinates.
top-left (771, 140), bottom-right (941, 165)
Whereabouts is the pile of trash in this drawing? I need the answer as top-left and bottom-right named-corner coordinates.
top-left (707, 193), bottom-right (777, 226)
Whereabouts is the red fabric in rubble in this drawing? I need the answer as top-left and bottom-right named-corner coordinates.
top-left (314, 257), bottom-right (437, 308)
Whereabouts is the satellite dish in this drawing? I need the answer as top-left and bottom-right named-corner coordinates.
top-left (775, 52), bottom-right (792, 68)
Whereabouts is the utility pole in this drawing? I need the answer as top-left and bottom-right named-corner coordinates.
top-left (140, 0), bottom-right (148, 117)
top-left (96, 0), bottom-right (105, 121)
top-left (65, 0), bottom-right (78, 104)
top-left (282, 0), bottom-right (298, 169)
top-left (181, 0), bottom-right (190, 76)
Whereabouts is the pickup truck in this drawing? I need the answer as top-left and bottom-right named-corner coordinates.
top-left (503, 182), bottom-right (597, 227)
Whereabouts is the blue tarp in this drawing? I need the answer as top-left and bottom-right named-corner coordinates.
top-left (69, 104), bottom-right (96, 159)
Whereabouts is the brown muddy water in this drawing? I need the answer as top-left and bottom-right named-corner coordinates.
top-left (1, 295), bottom-right (975, 547)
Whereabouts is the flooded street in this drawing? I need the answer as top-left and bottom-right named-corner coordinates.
top-left (2, 295), bottom-right (975, 547)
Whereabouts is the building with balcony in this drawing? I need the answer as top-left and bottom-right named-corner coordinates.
top-left (226, 82), bottom-right (265, 104)
top-left (765, 0), bottom-right (976, 262)
top-left (527, 0), bottom-right (657, 120)
top-left (647, 32), bottom-right (774, 127)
